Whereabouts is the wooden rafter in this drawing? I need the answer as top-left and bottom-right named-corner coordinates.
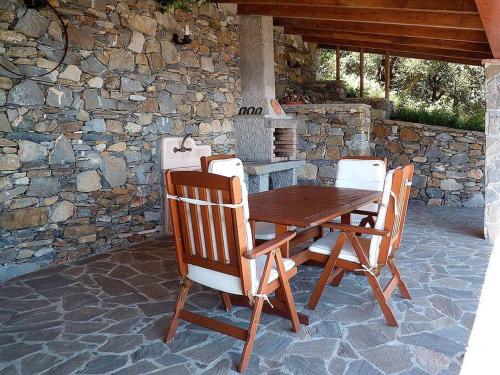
top-left (285, 28), bottom-right (491, 53)
top-left (319, 44), bottom-right (482, 66)
top-left (274, 18), bottom-right (489, 44)
top-left (223, 0), bottom-right (479, 13)
top-left (306, 37), bottom-right (492, 60)
top-left (475, 0), bottom-right (500, 58)
top-left (223, 0), bottom-right (494, 65)
top-left (237, 4), bottom-right (484, 29)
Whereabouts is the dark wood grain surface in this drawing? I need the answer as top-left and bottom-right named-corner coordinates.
top-left (249, 185), bottom-right (382, 228)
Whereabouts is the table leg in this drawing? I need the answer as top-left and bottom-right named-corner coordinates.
top-left (341, 213), bottom-right (351, 225)
top-left (275, 224), bottom-right (290, 258)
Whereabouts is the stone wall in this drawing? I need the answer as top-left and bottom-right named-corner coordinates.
top-left (274, 28), bottom-right (317, 99)
top-left (0, 0), bottom-right (240, 281)
top-left (283, 104), bottom-right (372, 185)
top-left (300, 80), bottom-right (346, 102)
top-left (344, 98), bottom-right (392, 120)
top-left (484, 61), bottom-right (500, 242)
top-left (373, 119), bottom-right (485, 207)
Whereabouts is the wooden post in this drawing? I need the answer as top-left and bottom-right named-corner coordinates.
top-left (336, 46), bottom-right (340, 80)
top-left (359, 48), bottom-right (364, 98)
top-left (385, 51), bottom-right (390, 100)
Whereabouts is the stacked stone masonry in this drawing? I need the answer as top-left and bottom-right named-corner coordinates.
top-left (0, 1), bottom-right (243, 281)
top-left (0, 1), bottom-right (322, 281)
top-left (274, 27), bottom-right (318, 100)
top-left (373, 119), bottom-right (485, 208)
top-left (283, 104), bottom-right (372, 185)
top-left (484, 62), bottom-right (500, 242)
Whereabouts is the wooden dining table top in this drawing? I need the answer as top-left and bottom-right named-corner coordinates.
top-left (248, 185), bottom-right (382, 228)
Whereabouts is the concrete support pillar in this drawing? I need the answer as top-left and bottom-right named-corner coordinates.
top-left (485, 61), bottom-right (500, 243)
top-left (239, 15), bottom-right (276, 115)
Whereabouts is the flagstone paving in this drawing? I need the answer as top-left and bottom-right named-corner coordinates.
top-left (0, 202), bottom-right (492, 374)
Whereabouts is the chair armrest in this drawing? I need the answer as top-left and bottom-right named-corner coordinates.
top-left (322, 222), bottom-right (390, 237)
top-left (352, 209), bottom-right (378, 216)
top-left (244, 231), bottom-right (296, 259)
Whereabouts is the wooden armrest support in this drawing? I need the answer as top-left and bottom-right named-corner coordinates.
top-left (321, 222), bottom-right (390, 237)
top-left (352, 209), bottom-right (378, 216)
top-left (244, 231), bottom-right (296, 259)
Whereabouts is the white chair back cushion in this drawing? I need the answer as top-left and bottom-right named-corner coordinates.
top-left (185, 158), bottom-right (259, 295)
top-left (369, 169), bottom-right (395, 267)
top-left (335, 159), bottom-right (387, 191)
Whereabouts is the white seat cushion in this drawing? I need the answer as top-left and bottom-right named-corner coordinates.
top-left (315, 169), bottom-right (395, 267)
top-left (255, 222), bottom-right (297, 240)
top-left (187, 257), bottom-right (295, 295)
top-left (308, 231), bottom-right (370, 264)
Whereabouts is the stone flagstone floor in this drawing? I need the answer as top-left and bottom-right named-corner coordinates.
top-left (0, 202), bottom-right (492, 374)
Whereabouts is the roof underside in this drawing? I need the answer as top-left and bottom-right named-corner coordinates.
top-left (221, 0), bottom-right (500, 66)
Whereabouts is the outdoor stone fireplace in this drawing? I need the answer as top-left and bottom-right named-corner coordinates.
top-left (235, 15), bottom-right (304, 193)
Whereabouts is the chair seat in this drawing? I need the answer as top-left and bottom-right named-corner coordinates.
top-left (187, 256), bottom-right (295, 295)
top-left (308, 232), bottom-right (370, 264)
top-left (255, 222), bottom-right (297, 240)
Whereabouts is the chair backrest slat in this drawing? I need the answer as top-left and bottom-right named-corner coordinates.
top-left (391, 165), bottom-right (414, 251)
top-left (210, 188), bottom-right (227, 263)
top-left (176, 186), bottom-right (193, 257)
top-left (198, 187), bottom-right (215, 261)
top-left (186, 186), bottom-right (205, 259)
top-left (222, 189), bottom-right (238, 268)
top-left (372, 164), bottom-right (414, 267)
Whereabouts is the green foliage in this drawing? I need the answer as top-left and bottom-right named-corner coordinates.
top-left (157, 0), bottom-right (206, 12)
top-left (318, 49), bottom-right (486, 132)
top-left (392, 104), bottom-right (485, 132)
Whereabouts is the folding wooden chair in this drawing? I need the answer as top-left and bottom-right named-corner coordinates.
top-left (334, 156), bottom-right (387, 228)
top-left (305, 165), bottom-right (414, 327)
top-left (164, 169), bottom-right (300, 372)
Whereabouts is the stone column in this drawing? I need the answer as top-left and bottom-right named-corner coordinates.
top-left (239, 15), bottom-right (276, 115)
top-left (485, 61), bottom-right (500, 242)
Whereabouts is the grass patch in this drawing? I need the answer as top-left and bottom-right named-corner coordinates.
top-left (392, 105), bottom-right (485, 132)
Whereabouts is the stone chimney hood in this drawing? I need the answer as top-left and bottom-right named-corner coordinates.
top-left (235, 15), bottom-right (302, 163)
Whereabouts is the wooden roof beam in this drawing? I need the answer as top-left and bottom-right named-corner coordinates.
top-left (304, 36), bottom-right (493, 60)
top-left (221, 0), bottom-right (479, 13)
top-left (274, 18), bottom-right (489, 43)
top-left (319, 44), bottom-right (482, 66)
top-left (237, 4), bottom-right (484, 29)
top-left (475, 0), bottom-right (500, 58)
top-left (285, 27), bottom-right (491, 53)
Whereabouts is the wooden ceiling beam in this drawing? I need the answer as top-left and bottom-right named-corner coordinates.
top-left (221, 0), bottom-right (478, 13)
top-left (319, 44), bottom-right (482, 66)
top-left (237, 4), bottom-right (484, 29)
top-left (274, 18), bottom-right (489, 43)
top-left (475, 0), bottom-right (500, 58)
top-left (284, 27), bottom-right (492, 53)
top-left (307, 37), bottom-right (493, 60)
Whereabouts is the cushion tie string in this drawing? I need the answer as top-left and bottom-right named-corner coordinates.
top-left (254, 293), bottom-right (274, 308)
top-left (354, 264), bottom-right (378, 277)
top-left (166, 194), bottom-right (243, 209)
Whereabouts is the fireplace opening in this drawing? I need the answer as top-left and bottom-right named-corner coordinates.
top-left (273, 127), bottom-right (296, 160)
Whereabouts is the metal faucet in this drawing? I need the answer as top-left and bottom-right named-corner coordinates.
top-left (173, 134), bottom-right (193, 153)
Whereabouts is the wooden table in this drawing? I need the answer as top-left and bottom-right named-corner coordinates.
top-left (232, 185), bottom-right (382, 326)
top-left (249, 185), bottom-right (382, 261)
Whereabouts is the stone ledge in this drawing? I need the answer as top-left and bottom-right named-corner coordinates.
top-left (377, 119), bottom-right (485, 137)
top-left (283, 103), bottom-right (371, 112)
top-left (244, 160), bottom-right (305, 175)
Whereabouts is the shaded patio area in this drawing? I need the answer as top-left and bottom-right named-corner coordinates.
top-left (0, 202), bottom-right (491, 375)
